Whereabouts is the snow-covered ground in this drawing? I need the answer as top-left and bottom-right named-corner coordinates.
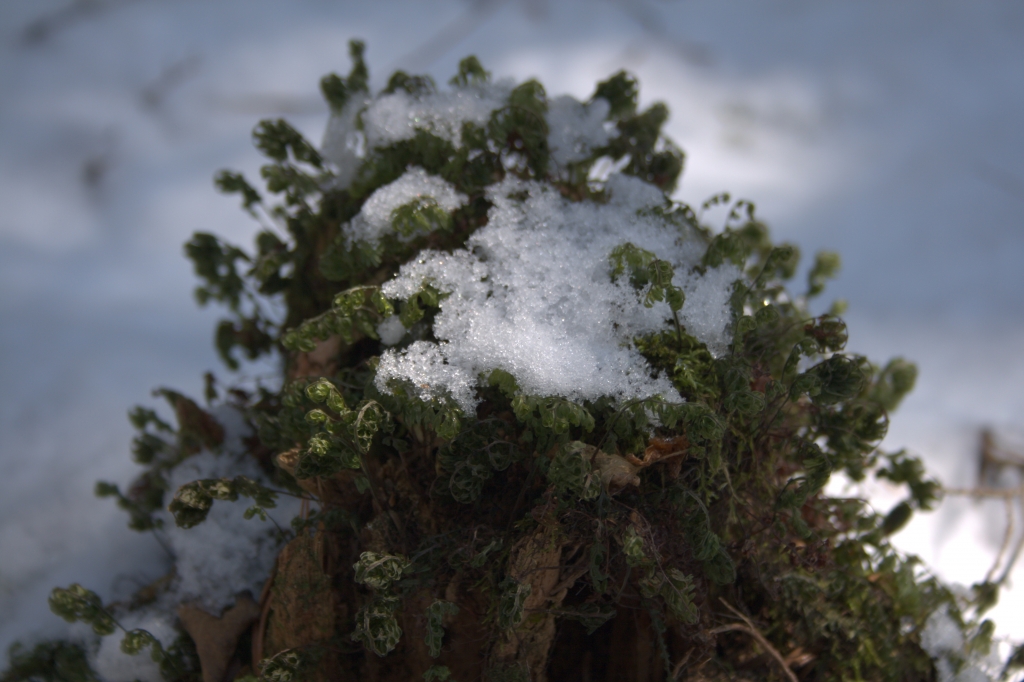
top-left (2, 0), bottom-right (1023, 663)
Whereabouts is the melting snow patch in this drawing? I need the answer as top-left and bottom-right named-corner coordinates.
top-left (59, 405), bottom-right (299, 682)
top-left (153, 406), bottom-right (298, 616)
top-left (375, 340), bottom-right (478, 412)
top-left (921, 606), bottom-right (965, 658)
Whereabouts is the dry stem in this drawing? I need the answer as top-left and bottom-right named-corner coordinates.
top-left (942, 430), bottom-right (1024, 587)
top-left (710, 599), bottom-right (798, 682)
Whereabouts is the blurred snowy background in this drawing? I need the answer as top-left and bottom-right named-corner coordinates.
top-left (2, 0), bottom-right (1023, 662)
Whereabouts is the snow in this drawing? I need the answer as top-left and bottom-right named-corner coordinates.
top-left (376, 314), bottom-right (407, 346)
top-left (324, 81), bottom-right (510, 187)
top-left (361, 81), bottom-right (513, 149)
top-left (345, 166), bottom-right (467, 245)
top-left (375, 173), bottom-right (732, 413)
top-left (77, 404), bottom-right (296, 681)
top-left (161, 456), bottom-right (282, 614)
top-left (546, 94), bottom-right (612, 167)
top-left (920, 606), bottom-right (965, 658)
top-left (677, 262), bottom-right (741, 357)
top-left (375, 340), bottom-right (478, 411)
top-left (321, 96), bottom-right (369, 188)
top-left (152, 406), bottom-right (298, 614)
top-left (920, 606), bottom-right (998, 682)
top-left (90, 609), bottom-right (176, 682)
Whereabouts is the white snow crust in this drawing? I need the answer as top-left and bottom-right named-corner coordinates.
top-left (376, 340), bottom-right (478, 411)
top-left (344, 167), bottom-right (467, 245)
top-left (322, 82), bottom-right (514, 187)
top-left (921, 606), bottom-right (965, 658)
top-left (375, 173), bottom-right (740, 413)
top-left (546, 95), bottom-right (612, 167)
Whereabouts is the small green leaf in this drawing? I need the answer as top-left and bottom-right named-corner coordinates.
top-left (425, 600), bottom-right (459, 658)
top-left (548, 441), bottom-right (600, 501)
top-left (424, 665), bottom-right (452, 682)
top-left (48, 585), bottom-right (116, 636)
top-left (353, 552), bottom-right (410, 591)
top-left (807, 250), bottom-right (841, 298)
top-left (497, 578), bottom-right (531, 630)
top-left (592, 70), bottom-right (638, 119)
top-left (621, 526), bottom-right (647, 568)
top-left (119, 629), bottom-right (157, 657)
top-left (450, 56), bottom-right (490, 87)
top-left (352, 595), bottom-right (403, 656)
top-left (881, 501), bottom-right (913, 536)
top-left (320, 40), bottom-right (369, 111)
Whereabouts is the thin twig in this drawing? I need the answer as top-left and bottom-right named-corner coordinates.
top-left (20, 0), bottom-right (139, 46)
top-left (546, 560), bottom-right (592, 597)
top-left (996, 496), bottom-right (1024, 586)
top-left (943, 485), bottom-right (1024, 499)
top-left (985, 496), bottom-right (1015, 584)
top-left (671, 648), bottom-right (693, 681)
top-left (712, 599), bottom-right (798, 682)
top-left (610, 0), bottom-right (712, 66)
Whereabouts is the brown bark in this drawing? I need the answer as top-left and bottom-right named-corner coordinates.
top-left (288, 335), bottom-right (341, 381)
top-left (493, 514), bottom-right (568, 682)
top-left (259, 535), bottom-right (337, 682)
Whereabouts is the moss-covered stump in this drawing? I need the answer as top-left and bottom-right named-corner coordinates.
top-left (17, 41), bottom-right (1015, 682)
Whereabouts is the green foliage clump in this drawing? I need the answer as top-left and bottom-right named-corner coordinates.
top-left (1, 641), bottom-right (97, 682)
top-left (7, 40), bottom-right (1014, 682)
top-left (43, 584), bottom-right (197, 682)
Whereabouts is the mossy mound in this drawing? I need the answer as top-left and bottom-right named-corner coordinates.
top-left (7, 42), bottom-right (1012, 682)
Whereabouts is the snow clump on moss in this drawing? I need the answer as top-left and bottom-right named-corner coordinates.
top-left (546, 95), bottom-right (612, 167)
top-left (90, 609), bottom-right (176, 682)
top-left (83, 406), bottom-right (298, 679)
top-left (374, 173), bottom-right (740, 413)
top-left (344, 167), bottom-right (467, 245)
top-left (322, 82), bottom-right (618, 186)
top-left (323, 81), bottom-right (513, 184)
top-left (362, 80), bottom-right (513, 149)
top-left (320, 74), bottom-right (739, 415)
top-left (920, 606), bottom-right (998, 682)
